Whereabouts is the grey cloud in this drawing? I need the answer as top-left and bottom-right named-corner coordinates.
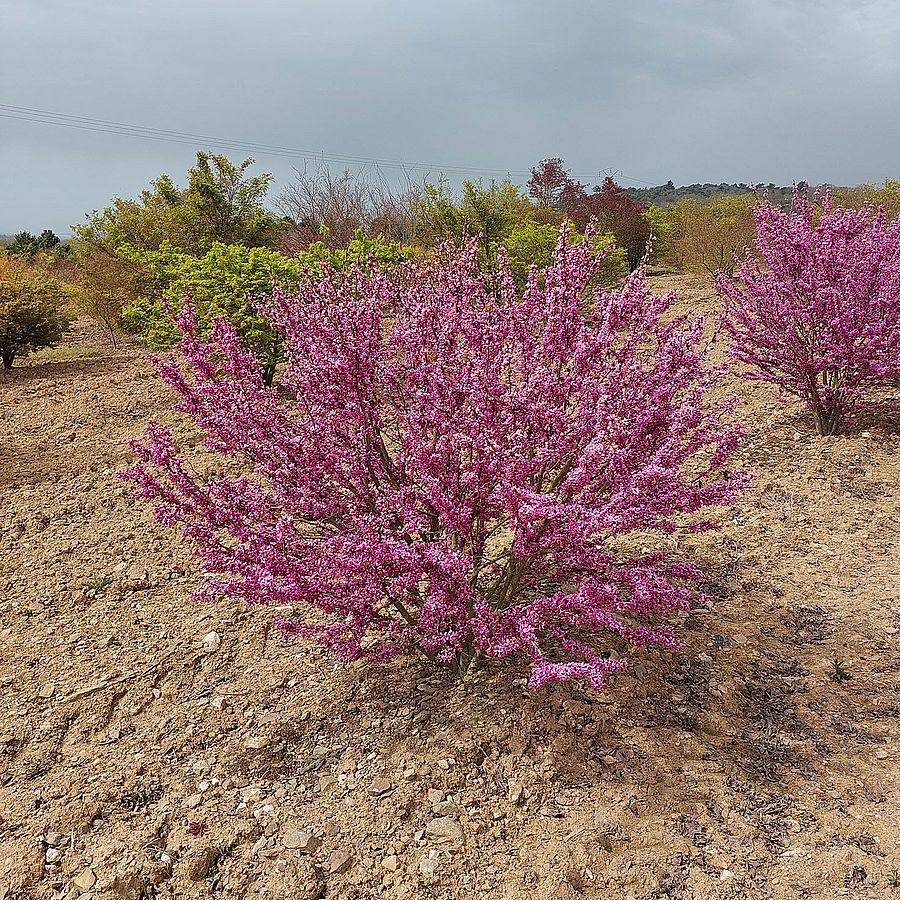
top-left (2, 0), bottom-right (899, 232)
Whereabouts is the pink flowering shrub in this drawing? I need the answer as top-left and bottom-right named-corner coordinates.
top-left (720, 191), bottom-right (900, 435)
top-left (121, 228), bottom-right (747, 690)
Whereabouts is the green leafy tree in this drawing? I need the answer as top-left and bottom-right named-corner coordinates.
top-left (75, 175), bottom-right (184, 253)
top-left (122, 243), bottom-right (304, 383)
top-left (177, 152), bottom-right (280, 249)
top-left (8, 232), bottom-right (38, 255)
top-left (8, 230), bottom-right (70, 258)
top-left (0, 256), bottom-right (73, 369)
top-left (36, 230), bottom-right (62, 251)
top-left (414, 177), bottom-right (546, 268)
top-left (417, 178), bottom-right (535, 248)
top-left (412, 177), bottom-right (465, 247)
top-left (460, 179), bottom-right (533, 259)
top-left (73, 152), bottom-right (282, 343)
top-left (503, 221), bottom-right (560, 286)
top-left (75, 152), bottom-right (281, 255)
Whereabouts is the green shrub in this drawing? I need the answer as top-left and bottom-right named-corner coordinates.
top-left (834, 180), bottom-right (900, 221)
top-left (412, 178), bottom-right (466, 247)
top-left (0, 256), bottom-right (73, 369)
top-left (297, 229), bottom-right (416, 271)
top-left (661, 195), bottom-right (757, 275)
top-left (413, 178), bottom-right (535, 255)
top-left (122, 233), bottom-right (415, 383)
top-left (503, 222), bottom-right (627, 290)
top-left (642, 205), bottom-right (676, 264)
top-left (121, 242), bottom-right (301, 382)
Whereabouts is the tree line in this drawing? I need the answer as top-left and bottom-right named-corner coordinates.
top-left (2, 151), bottom-right (899, 371)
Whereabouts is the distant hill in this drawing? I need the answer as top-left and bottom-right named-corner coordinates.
top-left (624, 182), bottom-right (843, 208)
top-left (0, 235), bottom-right (12, 248)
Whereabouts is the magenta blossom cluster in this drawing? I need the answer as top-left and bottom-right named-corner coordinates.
top-left (720, 190), bottom-right (900, 435)
top-left (121, 228), bottom-right (747, 690)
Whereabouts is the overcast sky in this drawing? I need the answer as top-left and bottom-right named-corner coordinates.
top-left (2, 0), bottom-right (899, 234)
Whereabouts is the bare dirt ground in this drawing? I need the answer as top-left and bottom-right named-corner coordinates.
top-left (1, 275), bottom-right (898, 900)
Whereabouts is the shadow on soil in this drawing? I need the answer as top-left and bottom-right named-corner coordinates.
top-left (0, 354), bottom-right (128, 386)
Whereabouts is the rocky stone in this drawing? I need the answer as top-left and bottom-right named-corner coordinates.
top-left (418, 853), bottom-right (440, 877)
top-left (327, 849), bottom-right (353, 874)
top-left (425, 816), bottom-right (464, 847)
top-left (244, 735), bottom-right (270, 750)
top-left (507, 781), bottom-right (523, 804)
top-left (370, 776), bottom-right (392, 796)
top-left (185, 846), bottom-right (220, 881)
top-left (73, 868), bottom-right (97, 892)
top-left (45, 847), bottom-right (61, 864)
top-left (433, 800), bottom-right (462, 817)
top-left (382, 854), bottom-right (400, 872)
top-left (252, 836), bottom-right (270, 856)
top-left (282, 829), bottom-right (321, 853)
top-left (202, 631), bottom-right (221, 653)
top-left (112, 873), bottom-right (146, 896)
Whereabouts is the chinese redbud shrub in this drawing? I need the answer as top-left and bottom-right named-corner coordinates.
top-left (121, 227), bottom-right (748, 691)
top-left (720, 192), bottom-right (900, 435)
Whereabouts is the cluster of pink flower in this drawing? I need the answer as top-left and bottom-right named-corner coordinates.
top-left (720, 191), bottom-right (900, 435)
top-left (122, 228), bottom-right (748, 689)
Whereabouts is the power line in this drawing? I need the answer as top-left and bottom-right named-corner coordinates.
top-left (0, 103), bottom-right (518, 178)
top-left (0, 101), bottom-right (662, 187)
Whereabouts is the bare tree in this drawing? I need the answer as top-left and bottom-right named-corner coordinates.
top-left (278, 165), bottom-right (420, 251)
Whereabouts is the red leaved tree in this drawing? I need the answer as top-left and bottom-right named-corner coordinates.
top-left (529, 161), bottom-right (651, 269)
top-left (528, 158), bottom-right (571, 210)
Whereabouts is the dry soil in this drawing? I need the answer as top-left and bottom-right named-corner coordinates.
top-left (0, 276), bottom-right (898, 900)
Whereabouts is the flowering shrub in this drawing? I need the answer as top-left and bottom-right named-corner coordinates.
top-left (720, 192), bottom-right (900, 435)
top-left (122, 228), bottom-right (746, 690)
